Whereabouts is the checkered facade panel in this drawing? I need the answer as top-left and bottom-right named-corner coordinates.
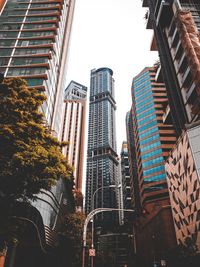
top-left (165, 132), bottom-right (200, 250)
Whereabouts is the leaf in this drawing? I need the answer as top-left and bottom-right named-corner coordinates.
top-left (0, 77), bottom-right (73, 202)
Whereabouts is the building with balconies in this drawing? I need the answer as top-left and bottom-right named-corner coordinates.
top-left (0, 1), bottom-right (76, 266)
top-left (120, 141), bottom-right (132, 211)
top-left (143, 0), bottom-right (200, 251)
top-left (126, 110), bottom-right (141, 214)
top-left (0, 0), bottom-right (75, 137)
top-left (143, 0), bottom-right (200, 136)
top-left (131, 66), bottom-right (177, 266)
top-left (62, 81), bottom-right (87, 192)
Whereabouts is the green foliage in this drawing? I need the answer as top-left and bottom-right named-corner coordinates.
top-left (0, 77), bottom-right (73, 201)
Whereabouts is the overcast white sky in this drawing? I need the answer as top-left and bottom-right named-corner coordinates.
top-left (65, 0), bottom-right (158, 154)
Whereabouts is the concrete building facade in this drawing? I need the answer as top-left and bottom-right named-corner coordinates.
top-left (62, 81), bottom-right (87, 192)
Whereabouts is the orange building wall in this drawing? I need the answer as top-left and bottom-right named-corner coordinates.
top-left (0, 256), bottom-right (5, 267)
top-left (166, 128), bottom-right (200, 250)
top-left (0, 0), bottom-right (6, 12)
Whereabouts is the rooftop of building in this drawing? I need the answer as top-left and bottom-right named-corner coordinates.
top-left (91, 67), bottom-right (113, 76)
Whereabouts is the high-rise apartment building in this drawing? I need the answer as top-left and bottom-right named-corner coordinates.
top-left (62, 81), bottom-right (87, 192)
top-left (143, 0), bottom-right (200, 136)
top-left (0, 0), bottom-right (75, 137)
top-left (126, 110), bottom-right (140, 213)
top-left (120, 141), bottom-right (132, 210)
top-left (85, 67), bottom-right (119, 218)
top-left (0, 0), bottom-right (76, 264)
top-left (143, 0), bottom-right (200, 251)
top-left (131, 66), bottom-right (177, 266)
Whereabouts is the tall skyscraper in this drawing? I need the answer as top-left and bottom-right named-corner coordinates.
top-left (142, 0), bottom-right (200, 136)
top-left (0, 0), bottom-right (75, 137)
top-left (62, 81), bottom-right (87, 192)
top-left (85, 67), bottom-right (119, 218)
top-left (131, 66), bottom-right (177, 266)
top-left (0, 0), bottom-right (76, 262)
top-left (131, 66), bottom-right (176, 208)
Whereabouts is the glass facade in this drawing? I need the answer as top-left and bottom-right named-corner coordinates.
top-left (132, 68), bottom-right (168, 203)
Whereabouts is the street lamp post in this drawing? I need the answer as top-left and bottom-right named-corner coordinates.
top-left (82, 208), bottom-right (134, 267)
top-left (91, 185), bottom-right (116, 211)
top-left (90, 185), bottom-right (116, 267)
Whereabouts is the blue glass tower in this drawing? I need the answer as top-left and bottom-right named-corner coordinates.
top-left (131, 66), bottom-right (176, 207)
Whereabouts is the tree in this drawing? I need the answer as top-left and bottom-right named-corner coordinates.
top-left (0, 77), bottom-right (73, 202)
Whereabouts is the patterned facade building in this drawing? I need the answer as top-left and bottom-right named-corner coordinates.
top-left (85, 67), bottom-right (119, 219)
top-left (166, 122), bottom-right (200, 250)
top-left (62, 81), bottom-right (87, 192)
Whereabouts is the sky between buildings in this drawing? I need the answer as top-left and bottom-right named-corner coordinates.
top-left (65, 0), bottom-right (158, 155)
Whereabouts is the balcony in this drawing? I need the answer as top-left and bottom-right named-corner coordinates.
top-left (182, 66), bottom-right (192, 88)
top-left (191, 97), bottom-right (200, 116)
top-left (186, 82), bottom-right (196, 103)
top-left (146, 11), bottom-right (153, 30)
top-left (170, 27), bottom-right (179, 48)
top-left (177, 51), bottom-right (187, 73)
top-left (174, 40), bottom-right (183, 60)
top-left (156, 0), bottom-right (171, 27)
